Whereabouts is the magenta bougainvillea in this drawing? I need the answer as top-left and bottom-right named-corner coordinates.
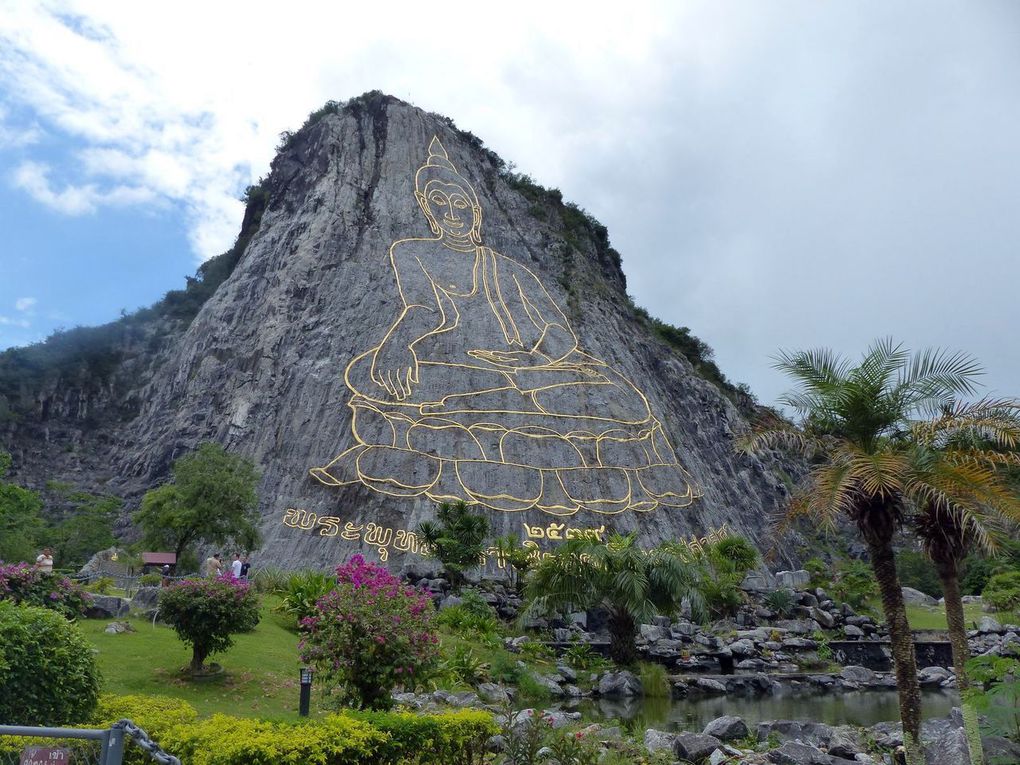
top-left (299, 555), bottom-right (439, 709)
top-left (158, 575), bottom-right (260, 674)
top-left (0, 561), bottom-right (90, 618)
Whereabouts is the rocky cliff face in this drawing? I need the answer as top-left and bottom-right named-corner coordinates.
top-left (3, 93), bottom-right (794, 569)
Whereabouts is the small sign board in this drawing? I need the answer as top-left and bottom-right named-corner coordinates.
top-left (20, 747), bottom-right (69, 765)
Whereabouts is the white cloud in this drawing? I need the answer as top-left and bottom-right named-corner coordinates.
top-left (14, 297), bottom-right (36, 312)
top-left (0, 315), bottom-right (30, 328)
top-left (12, 159), bottom-right (155, 215)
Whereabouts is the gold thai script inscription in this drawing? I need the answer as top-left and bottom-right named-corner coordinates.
top-left (281, 510), bottom-right (727, 565)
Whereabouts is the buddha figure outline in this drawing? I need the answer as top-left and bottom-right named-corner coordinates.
top-left (310, 136), bottom-right (700, 516)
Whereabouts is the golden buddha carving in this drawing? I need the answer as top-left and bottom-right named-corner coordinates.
top-left (310, 136), bottom-right (700, 516)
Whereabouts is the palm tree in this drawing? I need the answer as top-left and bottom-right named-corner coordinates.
top-left (523, 533), bottom-right (704, 665)
top-left (741, 339), bottom-right (988, 765)
top-left (907, 401), bottom-right (1020, 765)
top-left (416, 501), bottom-right (489, 588)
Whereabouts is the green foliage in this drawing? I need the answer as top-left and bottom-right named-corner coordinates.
top-left (416, 501), bottom-right (490, 586)
top-left (276, 569), bottom-right (336, 628)
top-left (436, 605), bottom-right (499, 637)
top-left (493, 704), bottom-right (599, 765)
top-left (344, 709), bottom-right (497, 765)
top-left (709, 536), bottom-right (760, 574)
top-left (139, 573), bottom-right (162, 587)
top-left (983, 571), bottom-right (1020, 612)
top-left (812, 630), bottom-right (834, 664)
top-left (638, 662), bottom-right (670, 698)
top-left (42, 484), bottom-right (120, 568)
top-left (684, 536), bottom-right (758, 620)
top-left (0, 601), bottom-right (101, 725)
top-left (895, 549), bottom-right (943, 598)
top-left (764, 588), bottom-right (797, 617)
top-left (0, 451), bottom-right (44, 562)
top-left (804, 557), bottom-right (830, 589)
top-left (490, 534), bottom-right (534, 592)
top-left (435, 645), bottom-right (491, 687)
top-left (1, 695), bottom-right (496, 765)
top-left (962, 539), bottom-right (1020, 595)
top-left (135, 443), bottom-right (261, 561)
top-left (562, 641), bottom-right (610, 671)
top-left (525, 534), bottom-right (703, 665)
top-left (250, 565), bottom-right (289, 594)
top-left (90, 575), bottom-right (115, 595)
top-left (490, 653), bottom-right (523, 685)
top-left (831, 559), bottom-right (879, 610)
top-left (92, 694), bottom-right (199, 765)
top-left (966, 653), bottom-right (1020, 743)
top-left (159, 712), bottom-right (388, 765)
top-left (158, 576), bottom-right (261, 673)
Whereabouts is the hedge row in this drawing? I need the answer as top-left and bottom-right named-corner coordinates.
top-left (1, 695), bottom-right (496, 765)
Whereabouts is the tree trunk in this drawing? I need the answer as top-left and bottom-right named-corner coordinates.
top-left (937, 556), bottom-right (984, 765)
top-left (608, 609), bottom-right (638, 666)
top-left (190, 646), bottom-right (207, 674)
top-left (867, 535), bottom-right (924, 765)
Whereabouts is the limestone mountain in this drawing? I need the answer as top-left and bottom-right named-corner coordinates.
top-left (0, 92), bottom-right (794, 570)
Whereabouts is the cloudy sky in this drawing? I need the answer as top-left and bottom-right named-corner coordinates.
top-left (0, 1), bottom-right (1017, 406)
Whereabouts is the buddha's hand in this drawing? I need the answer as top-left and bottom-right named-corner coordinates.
top-left (468, 349), bottom-right (543, 369)
top-left (371, 342), bottom-right (420, 400)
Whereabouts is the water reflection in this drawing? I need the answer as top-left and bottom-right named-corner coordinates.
top-left (559, 689), bottom-right (958, 731)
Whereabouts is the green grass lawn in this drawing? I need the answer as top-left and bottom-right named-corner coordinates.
top-left (895, 601), bottom-right (1018, 632)
top-left (80, 596), bottom-right (307, 720)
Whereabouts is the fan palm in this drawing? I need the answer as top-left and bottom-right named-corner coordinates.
top-left (523, 533), bottom-right (704, 665)
top-left (740, 339), bottom-right (988, 765)
top-left (907, 402), bottom-right (1020, 765)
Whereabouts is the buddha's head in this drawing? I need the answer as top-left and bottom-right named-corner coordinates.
top-left (415, 136), bottom-right (482, 244)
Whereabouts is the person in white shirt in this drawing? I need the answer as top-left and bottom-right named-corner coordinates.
top-left (35, 548), bottom-right (54, 574)
top-left (230, 553), bottom-right (242, 579)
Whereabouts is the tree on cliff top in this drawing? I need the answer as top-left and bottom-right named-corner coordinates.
top-left (134, 443), bottom-right (261, 565)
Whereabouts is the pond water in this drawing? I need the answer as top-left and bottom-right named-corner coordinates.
top-left (553, 689), bottom-right (959, 732)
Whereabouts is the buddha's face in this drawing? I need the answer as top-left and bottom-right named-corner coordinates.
top-left (421, 181), bottom-right (478, 239)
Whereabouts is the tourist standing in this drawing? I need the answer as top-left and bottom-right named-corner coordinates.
top-left (239, 555), bottom-right (251, 581)
top-left (35, 548), bottom-right (54, 574)
top-left (230, 553), bottom-right (242, 579)
top-left (204, 553), bottom-right (222, 578)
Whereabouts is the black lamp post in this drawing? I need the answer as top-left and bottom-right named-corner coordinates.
top-left (299, 667), bottom-right (313, 717)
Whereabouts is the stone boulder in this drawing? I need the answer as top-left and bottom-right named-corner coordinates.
top-left (129, 586), bottom-right (161, 611)
top-left (84, 595), bottom-right (130, 619)
top-left (597, 670), bottom-right (643, 697)
top-left (901, 587), bottom-right (938, 607)
top-left (642, 729), bottom-right (676, 753)
top-left (776, 570), bottom-right (811, 590)
top-left (766, 741), bottom-right (842, 764)
top-left (840, 665), bottom-right (877, 685)
top-left (673, 732), bottom-right (723, 763)
top-left (703, 715), bottom-right (749, 741)
top-left (923, 727), bottom-right (969, 765)
top-left (977, 616), bottom-right (1002, 633)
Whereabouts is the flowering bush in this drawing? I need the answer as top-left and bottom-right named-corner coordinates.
top-left (300, 555), bottom-right (439, 710)
top-left (0, 561), bottom-right (91, 618)
top-left (158, 575), bottom-right (260, 674)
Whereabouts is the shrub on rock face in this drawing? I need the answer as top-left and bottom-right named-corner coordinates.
top-left (300, 555), bottom-right (439, 710)
top-left (0, 601), bottom-right (101, 725)
top-left (0, 561), bottom-right (91, 618)
top-left (158, 575), bottom-right (260, 674)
